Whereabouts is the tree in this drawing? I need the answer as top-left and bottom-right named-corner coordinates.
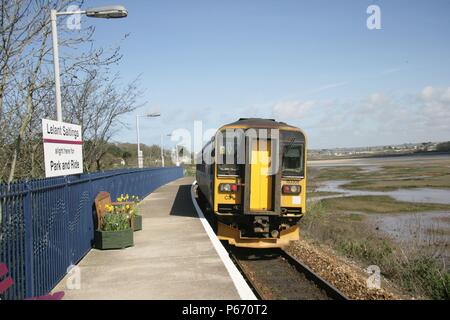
top-left (436, 142), bottom-right (450, 152)
top-left (122, 151), bottom-right (132, 165)
top-left (0, 0), bottom-right (143, 182)
top-left (65, 71), bottom-right (143, 171)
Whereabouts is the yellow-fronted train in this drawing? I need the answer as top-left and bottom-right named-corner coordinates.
top-left (196, 118), bottom-right (307, 248)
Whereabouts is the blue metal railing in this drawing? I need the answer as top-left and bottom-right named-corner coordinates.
top-left (0, 167), bottom-right (183, 300)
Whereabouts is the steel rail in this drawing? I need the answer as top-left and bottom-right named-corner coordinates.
top-left (227, 247), bottom-right (349, 300)
top-left (279, 250), bottom-right (349, 300)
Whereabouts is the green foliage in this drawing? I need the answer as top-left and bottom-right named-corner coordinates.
top-left (99, 142), bottom-right (190, 170)
top-left (347, 213), bottom-right (363, 221)
top-left (107, 144), bottom-right (124, 157)
top-left (301, 199), bottom-right (450, 299)
top-left (183, 164), bottom-right (196, 177)
top-left (314, 161), bottom-right (450, 192)
top-left (399, 256), bottom-right (450, 300)
top-left (122, 151), bottom-right (132, 159)
top-left (436, 141), bottom-right (450, 152)
top-left (307, 198), bottom-right (327, 217)
top-left (320, 195), bottom-right (450, 213)
top-left (301, 200), bottom-right (326, 233)
top-left (315, 166), bottom-right (362, 181)
top-left (101, 213), bottom-right (130, 231)
top-left (339, 238), bottom-right (395, 272)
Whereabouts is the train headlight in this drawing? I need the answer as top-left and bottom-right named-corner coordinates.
top-left (219, 183), bottom-right (238, 193)
top-left (282, 184), bottom-right (301, 195)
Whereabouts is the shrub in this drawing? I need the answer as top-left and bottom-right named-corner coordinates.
top-left (399, 256), bottom-right (450, 300)
top-left (436, 141), bottom-right (450, 152)
top-left (101, 213), bottom-right (130, 231)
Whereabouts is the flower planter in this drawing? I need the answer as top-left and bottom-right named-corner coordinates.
top-left (94, 228), bottom-right (134, 250)
top-left (133, 214), bottom-right (142, 231)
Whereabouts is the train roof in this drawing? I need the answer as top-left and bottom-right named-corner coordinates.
top-left (219, 118), bottom-right (301, 131)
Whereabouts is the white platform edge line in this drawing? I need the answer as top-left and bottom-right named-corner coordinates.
top-left (190, 181), bottom-right (257, 300)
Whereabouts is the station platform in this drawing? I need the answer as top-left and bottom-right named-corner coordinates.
top-left (53, 177), bottom-right (252, 299)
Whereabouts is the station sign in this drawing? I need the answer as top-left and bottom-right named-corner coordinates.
top-left (42, 118), bottom-right (83, 178)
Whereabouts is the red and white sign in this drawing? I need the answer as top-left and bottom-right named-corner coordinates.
top-left (42, 119), bottom-right (83, 178)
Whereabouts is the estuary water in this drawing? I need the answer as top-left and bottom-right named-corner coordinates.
top-left (314, 180), bottom-right (450, 205)
top-left (309, 154), bottom-right (450, 255)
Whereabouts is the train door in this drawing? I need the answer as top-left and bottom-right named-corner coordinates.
top-left (249, 139), bottom-right (273, 211)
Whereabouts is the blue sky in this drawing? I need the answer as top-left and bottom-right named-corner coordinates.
top-left (71, 0), bottom-right (450, 149)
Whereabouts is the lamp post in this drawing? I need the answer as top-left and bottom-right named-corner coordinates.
top-left (160, 133), bottom-right (165, 167)
top-left (50, 5), bottom-right (128, 121)
top-left (136, 113), bottom-right (161, 168)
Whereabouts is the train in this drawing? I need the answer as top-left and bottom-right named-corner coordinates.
top-left (196, 118), bottom-right (307, 248)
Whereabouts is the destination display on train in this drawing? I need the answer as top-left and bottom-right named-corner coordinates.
top-left (42, 118), bottom-right (83, 178)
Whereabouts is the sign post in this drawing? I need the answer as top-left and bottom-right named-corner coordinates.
top-left (138, 150), bottom-right (143, 168)
top-left (42, 119), bottom-right (83, 178)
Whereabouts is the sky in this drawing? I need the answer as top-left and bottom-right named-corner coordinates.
top-left (68, 0), bottom-right (450, 149)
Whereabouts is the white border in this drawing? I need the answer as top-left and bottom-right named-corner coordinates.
top-left (190, 181), bottom-right (257, 300)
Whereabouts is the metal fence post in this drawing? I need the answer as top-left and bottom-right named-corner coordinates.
top-left (64, 176), bottom-right (71, 266)
top-left (23, 181), bottom-right (34, 299)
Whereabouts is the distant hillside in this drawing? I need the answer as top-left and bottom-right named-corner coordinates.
top-left (308, 141), bottom-right (450, 160)
top-left (101, 142), bottom-right (190, 170)
top-left (101, 140), bottom-right (450, 167)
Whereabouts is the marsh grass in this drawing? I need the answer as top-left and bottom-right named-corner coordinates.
top-left (314, 161), bottom-right (450, 191)
top-left (301, 200), bottom-right (450, 299)
top-left (307, 191), bottom-right (342, 198)
top-left (346, 213), bottom-right (364, 221)
top-left (315, 166), bottom-right (363, 181)
top-left (342, 176), bottom-right (450, 191)
top-left (320, 195), bottom-right (450, 213)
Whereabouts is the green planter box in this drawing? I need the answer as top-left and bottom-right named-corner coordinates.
top-left (94, 228), bottom-right (134, 250)
top-left (133, 214), bottom-right (142, 231)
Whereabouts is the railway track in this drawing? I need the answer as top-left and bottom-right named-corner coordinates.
top-left (227, 246), bottom-right (349, 300)
top-left (194, 187), bottom-right (348, 300)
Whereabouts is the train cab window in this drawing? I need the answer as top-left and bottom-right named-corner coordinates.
top-left (282, 144), bottom-right (304, 177)
top-left (217, 131), bottom-right (243, 176)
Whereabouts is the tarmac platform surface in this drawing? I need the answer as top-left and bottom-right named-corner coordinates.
top-left (53, 177), bottom-right (242, 299)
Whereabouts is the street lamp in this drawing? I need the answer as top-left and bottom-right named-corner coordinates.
top-left (160, 133), bottom-right (165, 168)
top-left (86, 5), bottom-right (128, 18)
top-left (50, 5), bottom-right (128, 122)
top-left (136, 113), bottom-right (161, 168)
